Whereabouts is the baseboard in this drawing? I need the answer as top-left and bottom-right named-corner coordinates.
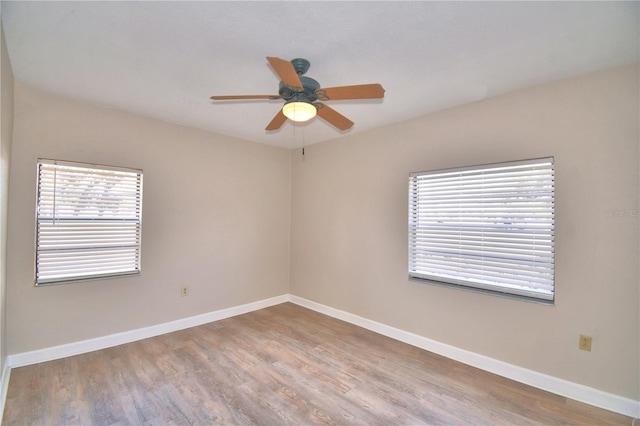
top-left (5, 293), bottom-right (639, 418)
top-left (0, 360), bottom-right (10, 424)
top-left (7, 294), bottom-right (288, 368)
top-left (288, 295), bottom-right (640, 419)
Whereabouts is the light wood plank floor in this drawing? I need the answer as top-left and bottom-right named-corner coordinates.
top-left (3, 303), bottom-right (633, 425)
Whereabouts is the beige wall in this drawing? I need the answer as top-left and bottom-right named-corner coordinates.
top-left (290, 64), bottom-right (639, 400)
top-left (6, 83), bottom-right (291, 354)
top-left (1, 19), bottom-right (14, 372)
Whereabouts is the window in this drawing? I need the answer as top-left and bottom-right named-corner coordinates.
top-left (408, 158), bottom-right (555, 302)
top-left (35, 159), bottom-right (143, 285)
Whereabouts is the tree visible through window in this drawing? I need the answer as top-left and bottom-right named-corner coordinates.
top-left (408, 158), bottom-right (555, 302)
top-left (35, 159), bottom-right (143, 285)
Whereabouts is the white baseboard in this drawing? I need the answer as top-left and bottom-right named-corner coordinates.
top-left (288, 295), bottom-right (640, 419)
top-left (0, 360), bottom-right (10, 424)
top-left (4, 294), bottom-right (639, 419)
top-left (7, 294), bottom-right (288, 368)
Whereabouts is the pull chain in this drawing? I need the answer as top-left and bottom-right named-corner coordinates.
top-left (291, 117), bottom-right (306, 158)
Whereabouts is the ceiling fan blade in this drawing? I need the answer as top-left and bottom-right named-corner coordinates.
top-left (265, 109), bottom-right (287, 131)
top-left (315, 102), bottom-right (354, 131)
top-left (316, 83), bottom-right (385, 101)
top-left (210, 95), bottom-right (280, 100)
top-left (266, 57), bottom-right (303, 91)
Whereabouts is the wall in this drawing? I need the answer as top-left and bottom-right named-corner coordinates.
top-left (6, 83), bottom-right (291, 354)
top-left (0, 17), bottom-right (14, 381)
top-left (290, 64), bottom-right (639, 400)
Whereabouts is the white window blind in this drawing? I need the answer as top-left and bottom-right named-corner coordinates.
top-left (408, 157), bottom-right (555, 302)
top-left (35, 159), bottom-right (143, 285)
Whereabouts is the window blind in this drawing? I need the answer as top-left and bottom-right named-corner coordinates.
top-left (408, 157), bottom-right (555, 302)
top-left (35, 159), bottom-right (143, 285)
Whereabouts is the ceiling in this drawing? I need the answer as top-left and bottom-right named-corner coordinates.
top-left (1, 1), bottom-right (638, 149)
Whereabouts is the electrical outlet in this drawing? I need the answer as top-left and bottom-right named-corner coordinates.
top-left (579, 335), bottom-right (592, 352)
top-left (181, 286), bottom-right (189, 297)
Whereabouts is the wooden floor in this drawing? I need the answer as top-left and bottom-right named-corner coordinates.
top-left (3, 303), bottom-right (633, 425)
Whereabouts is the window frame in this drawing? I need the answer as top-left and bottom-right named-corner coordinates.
top-left (408, 157), bottom-right (555, 303)
top-left (34, 159), bottom-right (143, 286)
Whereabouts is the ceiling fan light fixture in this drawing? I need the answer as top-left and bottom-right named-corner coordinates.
top-left (283, 101), bottom-right (316, 122)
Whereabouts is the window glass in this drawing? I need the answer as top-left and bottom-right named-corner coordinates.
top-left (409, 158), bottom-right (555, 302)
top-left (35, 159), bottom-right (143, 285)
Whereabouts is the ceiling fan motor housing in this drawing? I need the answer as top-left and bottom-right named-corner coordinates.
top-left (279, 76), bottom-right (320, 103)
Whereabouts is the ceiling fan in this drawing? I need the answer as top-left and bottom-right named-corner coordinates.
top-left (210, 57), bottom-right (385, 131)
